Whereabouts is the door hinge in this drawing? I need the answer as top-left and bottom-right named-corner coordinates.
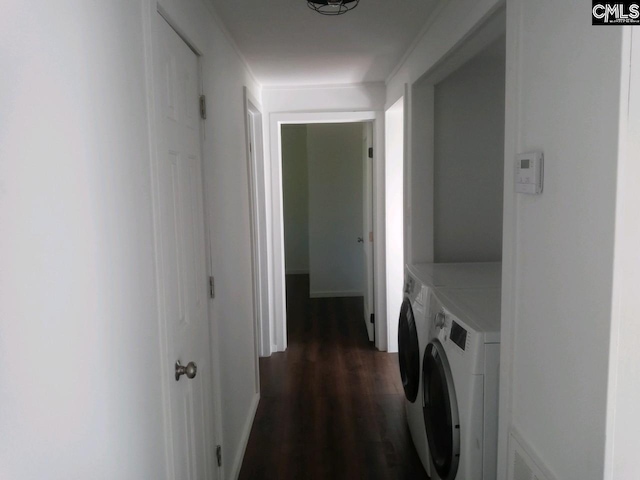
top-left (370, 313), bottom-right (375, 324)
top-left (216, 445), bottom-right (222, 467)
top-left (209, 276), bottom-right (215, 299)
top-left (368, 147), bottom-right (373, 158)
top-left (249, 142), bottom-right (252, 153)
top-left (199, 94), bottom-right (207, 120)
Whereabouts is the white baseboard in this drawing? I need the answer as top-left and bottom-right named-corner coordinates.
top-left (285, 269), bottom-right (309, 275)
top-left (230, 392), bottom-right (260, 480)
top-left (309, 290), bottom-right (364, 298)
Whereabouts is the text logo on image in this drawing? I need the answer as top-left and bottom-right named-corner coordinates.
top-left (592, 2), bottom-right (640, 25)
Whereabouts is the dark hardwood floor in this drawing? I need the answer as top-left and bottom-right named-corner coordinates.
top-left (238, 275), bottom-right (429, 480)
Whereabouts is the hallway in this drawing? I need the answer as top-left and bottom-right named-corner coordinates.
top-left (238, 275), bottom-right (428, 479)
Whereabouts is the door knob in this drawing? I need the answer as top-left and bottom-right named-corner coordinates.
top-left (175, 360), bottom-right (197, 381)
top-left (357, 237), bottom-right (364, 243)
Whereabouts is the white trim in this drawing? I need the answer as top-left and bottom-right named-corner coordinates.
top-left (267, 110), bottom-right (388, 352)
top-left (243, 87), bottom-right (268, 381)
top-left (385, 0), bottom-right (449, 85)
top-left (141, 4), bottom-right (176, 478)
top-left (309, 290), bottom-right (364, 298)
top-left (384, 95), bottom-right (405, 353)
top-left (603, 26), bottom-right (635, 480)
top-left (229, 393), bottom-right (260, 480)
top-left (414, 8), bottom-right (506, 87)
top-left (508, 427), bottom-right (558, 480)
top-left (263, 81), bottom-right (385, 91)
top-left (273, 111), bottom-right (379, 124)
top-left (497, 3), bottom-right (520, 479)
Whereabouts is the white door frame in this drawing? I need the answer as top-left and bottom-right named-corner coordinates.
top-left (142, 3), bottom-right (221, 477)
top-left (243, 88), bottom-right (269, 368)
top-left (266, 110), bottom-right (388, 353)
top-left (384, 96), bottom-right (406, 353)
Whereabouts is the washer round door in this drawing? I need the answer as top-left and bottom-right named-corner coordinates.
top-left (398, 297), bottom-right (420, 403)
top-left (423, 339), bottom-right (460, 480)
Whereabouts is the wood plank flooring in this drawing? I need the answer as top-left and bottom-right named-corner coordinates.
top-left (238, 275), bottom-right (429, 480)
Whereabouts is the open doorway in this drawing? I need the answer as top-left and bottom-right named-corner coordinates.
top-left (262, 111), bottom-right (386, 355)
top-left (280, 122), bottom-right (373, 343)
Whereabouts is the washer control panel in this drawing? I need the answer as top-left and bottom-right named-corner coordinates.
top-left (450, 321), bottom-right (468, 351)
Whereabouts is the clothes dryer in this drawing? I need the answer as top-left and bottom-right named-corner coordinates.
top-left (422, 287), bottom-right (501, 480)
top-left (398, 265), bottom-right (431, 476)
top-left (399, 262), bottom-right (500, 476)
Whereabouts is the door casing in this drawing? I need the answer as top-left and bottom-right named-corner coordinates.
top-left (264, 110), bottom-right (387, 353)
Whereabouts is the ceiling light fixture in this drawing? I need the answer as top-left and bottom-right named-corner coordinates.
top-left (307, 0), bottom-right (360, 15)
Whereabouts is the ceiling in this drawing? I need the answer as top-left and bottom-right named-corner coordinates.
top-left (208, 0), bottom-right (440, 87)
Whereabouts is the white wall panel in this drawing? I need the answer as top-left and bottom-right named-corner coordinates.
top-left (0, 2), bottom-right (164, 478)
top-left (604, 24), bottom-right (637, 480)
top-left (503, 2), bottom-right (624, 479)
top-left (433, 41), bottom-right (505, 262)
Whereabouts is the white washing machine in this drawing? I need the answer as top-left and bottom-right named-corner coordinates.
top-left (422, 286), bottom-right (501, 480)
top-left (398, 265), bottom-right (431, 476)
top-left (409, 262), bottom-right (501, 290)
top-left (399, 262), bottom-right (501, 476)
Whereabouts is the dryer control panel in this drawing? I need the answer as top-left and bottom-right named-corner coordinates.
top-left (450, 321), bottom-right (468, 351)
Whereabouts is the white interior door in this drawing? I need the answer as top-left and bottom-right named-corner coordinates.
top-left (245, 99), bottom-right (268, 369)
top-left (363, 122), bottom-right (375, 341)
top-left (153, 13), bottom-right (216, 480)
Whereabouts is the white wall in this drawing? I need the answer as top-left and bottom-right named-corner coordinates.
top-left (408, 81), bottom-right (435, 265)
top-left (385, 98), bottom-right (405, 353)
top-left (307, 123), bottom-right (364, 297)
top-left (281, 125), bottom-right (309, 274)
top-left (264, 83), bottom-right (386, 113)
top-left (501, 1), bottom-right (624, 478)
top-left (605, 27), bottom-right (639, 480)
top-left (0, 1), bottom-right (261, 479)
top-left (433, 40), bottom-right (504, 262)
top-left (0, 2), bottom-right (165, 478)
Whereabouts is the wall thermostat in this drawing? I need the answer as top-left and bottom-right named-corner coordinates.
top-left (516, 152), bottom-right (544, 194)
